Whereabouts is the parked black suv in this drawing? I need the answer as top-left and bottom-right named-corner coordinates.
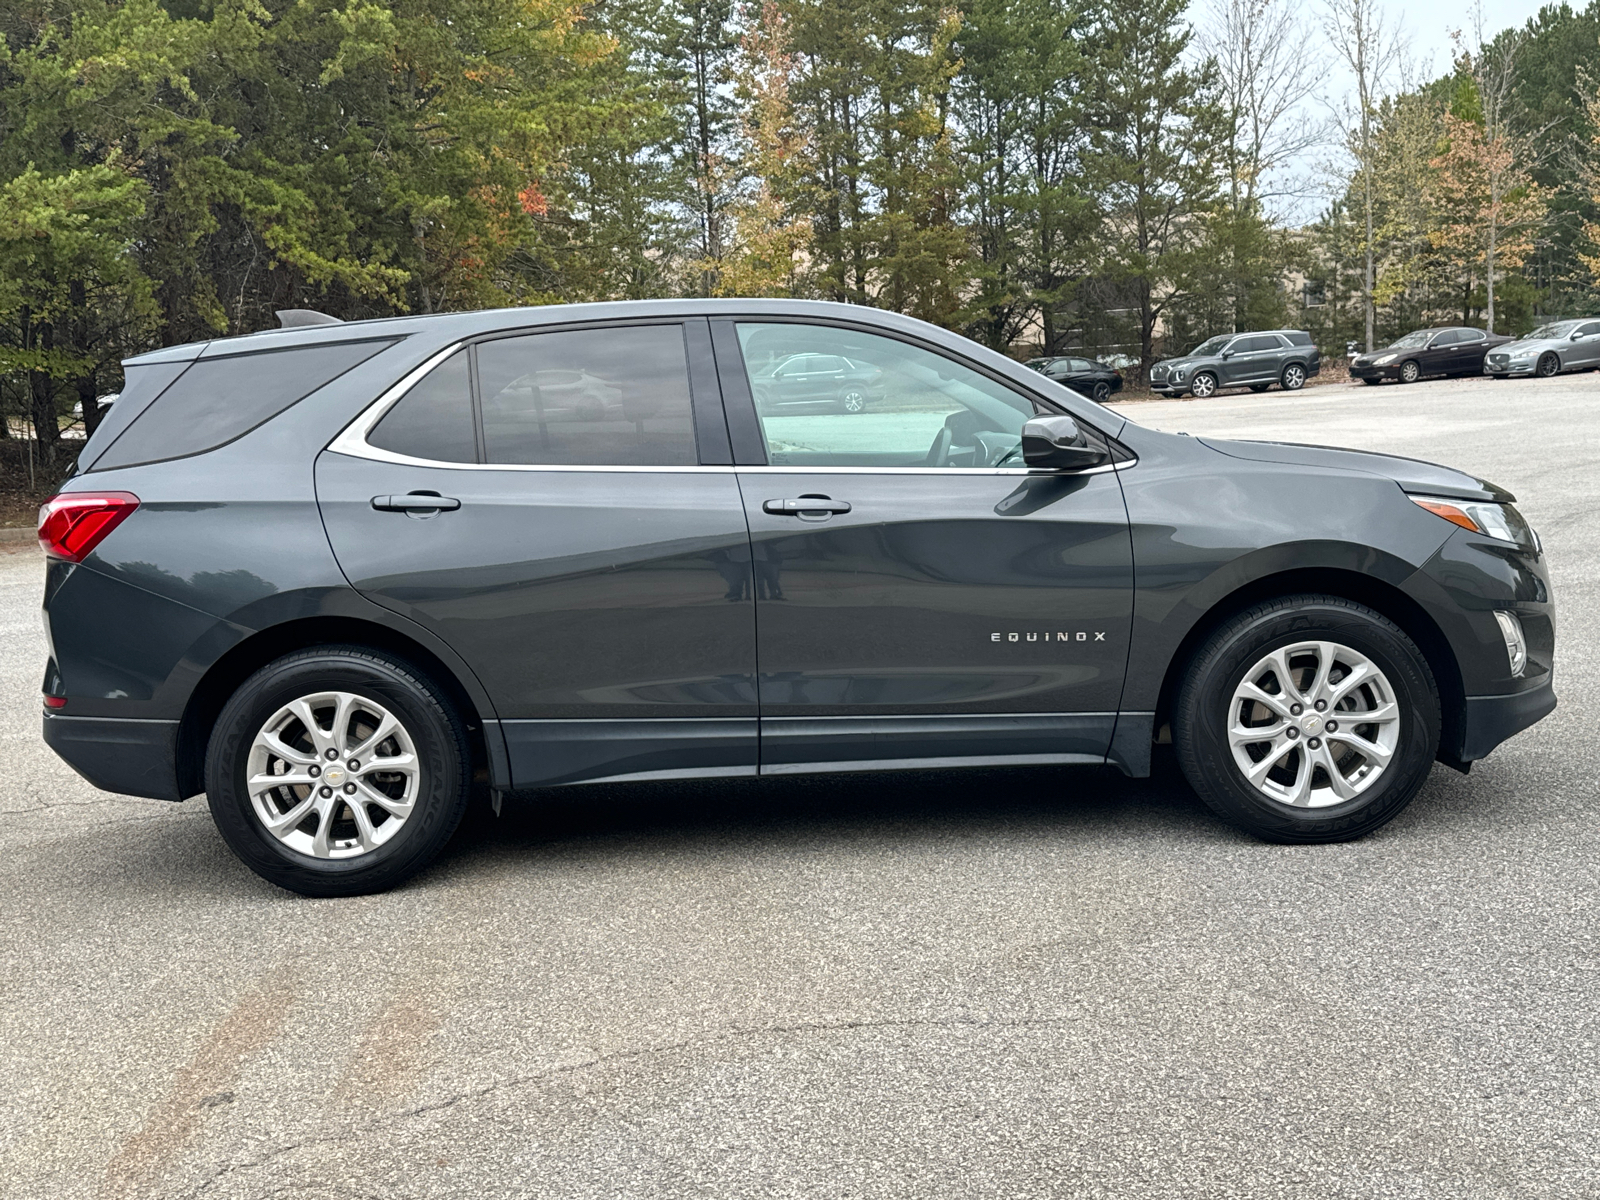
top-left (1351, 327), bottom-right (1513, 384)
top-left (1150, 330), bottom-right (1320, 397)
top-left (40, 301), bottom-right (1554, 895)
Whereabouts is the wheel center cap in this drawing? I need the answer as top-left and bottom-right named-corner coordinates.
top-left (324, 767), bottom-right (346, 786)
top-left (1301, 715), bottom-right (1322, 735)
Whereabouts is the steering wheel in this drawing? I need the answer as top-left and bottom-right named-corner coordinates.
top-left (925, 427), bottom-right (953, 467)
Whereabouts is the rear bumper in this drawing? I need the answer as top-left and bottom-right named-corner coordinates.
top-left (1459, 680), bottom-right (1557, 762)
top-left (42, 713), bottom-right (185, 801)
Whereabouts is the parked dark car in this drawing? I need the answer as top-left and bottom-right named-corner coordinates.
top-left (1351, 327), bottom-right (1512, 384)
top-left (748, 349), bottom-right (884, 413)
top-left (41, 300), bottom-right (1554, 896)
top-left (1149, 330), bottom-right (1320, 398)
top-left (1025, 355), bottom-right (1124, 403)
top-left (1482, 319), bottom-right (1600, 378)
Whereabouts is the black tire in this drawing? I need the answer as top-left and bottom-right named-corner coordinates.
top-left (1173, 595), bottom-right (1440, 844)
top-left (1249, 384), bottom-right (1270, 393)
top-left (1361, 377), bottom-right (1381, 385)
top-left (1399, 359), bottom-right (1421, 384)
top-left (1092, 381), bottom-right (1111, 403)
top-left (1280, 363), bottom-right (1307, 390)
top-left (1189, 372), bottom-right (1218, 398)
top-left (1537, 354), bottom-right (1559, 378)
top-left (206, 646), bottom-right (472, 897)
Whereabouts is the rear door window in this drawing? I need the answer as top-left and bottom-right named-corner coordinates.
top-left (477, 325), bottom-right (697, 466)
top-left (367, 351), bottom-right (477, 463)
top-left (95, 339), bottom-right (394, 470)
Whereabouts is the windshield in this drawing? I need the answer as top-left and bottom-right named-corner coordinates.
top-left (1388, 331), bottom-right (1430, 349)
top-left (1526, 321), bottom-right (1578, 340)
top-left (1189, 336), bottom-right (1230, 356)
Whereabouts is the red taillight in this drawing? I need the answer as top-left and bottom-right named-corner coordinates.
top-left (37, 492), bottom-right (140, 562)
top-left (43, 695), bottom-right (66, 709)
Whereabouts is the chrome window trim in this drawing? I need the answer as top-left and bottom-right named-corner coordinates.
top-left (327, 338), bottom-right (1136, 477)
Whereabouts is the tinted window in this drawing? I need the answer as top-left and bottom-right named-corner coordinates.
top-left (79, 359), bottom-right (192, 470)
top-left (1234, 335), bottom-right (1278, 353)
top-left (736, 323), bottom-right (1042, 468)
top-left (1284, 330), bottom-right (1313, 346)
top-left (1457, 329), bottom-right (1486, 343)
top-left (96, 339), bottom-right (394, 470)
top-left (1430, 330), bottom-right (1460, 346)
top-left (1069, 358), bottom-right (1096, 372)
top-left (1578, 322), bottom-right (1600, 337)
top-left (477, 325), bottom-right (697, 467)
top-left (368, 351), bottom-right (476, 463)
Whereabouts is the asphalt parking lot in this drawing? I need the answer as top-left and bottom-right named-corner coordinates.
top-left (2, 372), bottom-right (1596, 1199)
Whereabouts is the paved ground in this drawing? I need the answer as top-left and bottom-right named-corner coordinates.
top-left (2, 373), bottom-right (1597, 1199)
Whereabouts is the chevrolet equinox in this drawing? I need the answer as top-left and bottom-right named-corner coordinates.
top-left (39, 301), bottom-right (1556, 895)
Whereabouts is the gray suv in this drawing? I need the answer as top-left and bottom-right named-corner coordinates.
top-left (38, 300), bottom-right (1553, 895)
top-left (1150, 331), bottom-right (1321, 398)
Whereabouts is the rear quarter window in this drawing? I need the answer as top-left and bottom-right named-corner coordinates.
top-left (92, 339), bottom-right (396, 471)
top-left (1284, 331), bottom-right (1313, 346)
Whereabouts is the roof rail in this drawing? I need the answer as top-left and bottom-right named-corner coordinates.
top-left (276, 309), bottom-right (344, 328)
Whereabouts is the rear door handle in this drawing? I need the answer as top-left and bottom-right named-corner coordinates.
top-left (764, 497), bottom-right (851, 517)
top-left (372, 493), bottom-right (461, 512)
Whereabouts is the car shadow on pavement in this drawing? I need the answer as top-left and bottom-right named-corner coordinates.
top-left (439, 749), bottom-right (1240, 870)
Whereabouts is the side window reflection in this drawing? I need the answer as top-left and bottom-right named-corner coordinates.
top-left (735, 323), bottom-right (1042, 468)
top-left (477, 325), bottom-right (698, 467)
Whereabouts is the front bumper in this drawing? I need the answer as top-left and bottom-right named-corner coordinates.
top-left (1460, 680), bottom-right (1557, 761)
top-left (1350, 363), bottom-right (1398, 381)
top-left (1484, 361), bottom-right (1536, 376)
top-left (42, 713), bottom-right (185, 801)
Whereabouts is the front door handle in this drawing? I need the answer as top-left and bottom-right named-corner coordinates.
top-left (372, 493), bottom-right (461, 513)
top-left (763, 497), bottom-right (852, 518)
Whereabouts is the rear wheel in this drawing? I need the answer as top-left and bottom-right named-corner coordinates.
top-left (839, 387), bottom-right (868, 413)
top-left (1189, 372), bottom-right (1218, 398)
top-left (205, 646), bottom-right (471, 896)
top-left (1537, 354), bottom-right (1559, 378)
top-left (1092, 381), bottom-right (1111, 402)
top-left (1399, 359), bottom-right (1421, 384)
top-left (1173, 596), bottom-right (1440, 843)
top-left (1281, 363), bottom-right (1307, 390)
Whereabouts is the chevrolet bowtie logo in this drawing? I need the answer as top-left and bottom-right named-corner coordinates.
top-left (992, 631), bottom-right (1107, 643)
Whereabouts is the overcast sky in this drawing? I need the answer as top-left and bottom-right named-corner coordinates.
top-left (1210, 0), bottom-right (1560, 223)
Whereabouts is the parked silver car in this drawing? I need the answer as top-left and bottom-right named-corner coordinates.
top-left (1483, 319), bottom-right (1600, 378)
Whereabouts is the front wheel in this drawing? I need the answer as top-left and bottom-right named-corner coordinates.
top-left (839, 387), bottom-right (868, 413)
top-left (1399, 359), bottom-right (1421, 384)
top-left (1249, 384), bottom-right (1270, 393)
top-left (1537, 354), bottom-right (1559, 378)
top-left (1189, 372), bottom-right (1218, 398)
top-left (1173, 595), bottom-right (1440, 843)
top-left (1281, 363), bottom-right (1306, 390)
top-left (205, 646), bottom-right (472, 896)
top-left (1361, 377), bottom-right (1381, 385)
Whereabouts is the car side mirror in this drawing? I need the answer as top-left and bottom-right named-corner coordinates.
top-left (1021, 416), bottom-right (1109, 471)
top-left (1571, 331), bottom-right (1585, 341)
top-left (1220, 350), bottom-right (1234, 359)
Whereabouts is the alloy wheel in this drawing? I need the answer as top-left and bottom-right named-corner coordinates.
top-left (246, 690), bottom-right (420, 859)
top-left (1190, 373), bottom-right (1217, 398)
top-left (1537, 355), bottom-right (1558, 378)
top-left (1282, 365), bottom-right (1305, 390)
top-left (1227, 641), bottom-right (1400, 809)
top-left (1092, 382), bottom-right (1111, 402)
top-left (840, 389), bottom-right (867, 413)
top-left (1400, 360), bottom-right (1420, 383)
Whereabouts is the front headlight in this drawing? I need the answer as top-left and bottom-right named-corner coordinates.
top-left (1373, 353), bottom-right (1398, 365)
top-left (1409, 494), bottom-right (1536, 549)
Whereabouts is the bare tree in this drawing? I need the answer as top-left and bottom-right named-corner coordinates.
top-left (1451, 5), bottom-right (1549, 333)
top-left (1199, 0), bottom-right (1325, 215)
top-left (1324, 0), bottom-right (1405, 350)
